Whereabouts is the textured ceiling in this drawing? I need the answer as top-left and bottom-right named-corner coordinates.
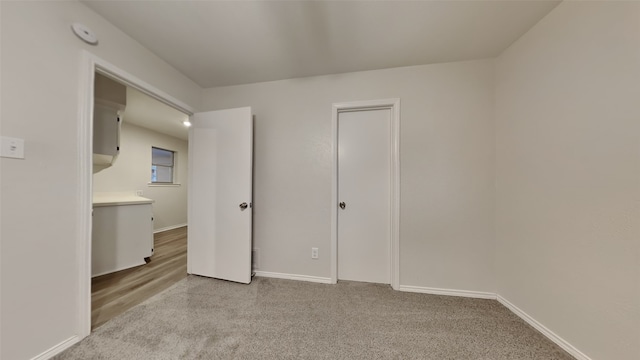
top-left (83, 0), bottom-right (560, 88)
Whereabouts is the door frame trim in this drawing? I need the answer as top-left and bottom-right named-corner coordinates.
top-left (330, 98), bottom-right (400, 290)
top-left (77, 51), bottom-right (196, 339)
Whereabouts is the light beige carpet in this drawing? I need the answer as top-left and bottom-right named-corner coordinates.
top-left (56, 276), bottom-right (575, 359)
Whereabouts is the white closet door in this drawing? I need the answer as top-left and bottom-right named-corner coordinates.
top-left (338, 109), bottom-right (391, 284)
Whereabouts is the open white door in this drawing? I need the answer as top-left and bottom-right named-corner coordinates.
top-left (188, 107), bottom-right (253, 284)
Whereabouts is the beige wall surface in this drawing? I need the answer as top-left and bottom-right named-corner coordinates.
top-left (93, 123), bottom-right (188, 231)
top-left (203, 59), bottom-right (496, 293)
top-left (0, 1), bottom-right (201, 359)
top-left (495, 2), bottom-right (640, 360)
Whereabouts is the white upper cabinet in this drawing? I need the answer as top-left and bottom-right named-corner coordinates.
top-left (93, 73), bottom-right (126, 172)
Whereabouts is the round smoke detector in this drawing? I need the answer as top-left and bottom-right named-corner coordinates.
top-left (71, 23), bottom-right (98, 45)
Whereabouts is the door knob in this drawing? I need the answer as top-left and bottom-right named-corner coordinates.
top-left (239, 202), bottom-right (248, 210)
top-left (339, 202), bottom-right (346, 210)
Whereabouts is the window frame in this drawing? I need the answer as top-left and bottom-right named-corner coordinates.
top-left (150, 146), bottom-right (176, 184)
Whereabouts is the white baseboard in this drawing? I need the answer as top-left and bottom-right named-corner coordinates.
top-left (399, 285), bottom-right (497, 299)
top-left (497, 295), bottom-right (592, 360)
top-left (30, 335), bottom-right (80, 360)
top-left (153, 223), bottom-right (187, 234)
top-left (254, 271), bottom-right (332, 284)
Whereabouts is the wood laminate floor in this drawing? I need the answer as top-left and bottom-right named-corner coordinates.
top-left (91, 226), bottom-right (187, 330)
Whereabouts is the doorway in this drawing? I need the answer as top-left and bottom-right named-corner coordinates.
top-left (331, 99), bottom-right (401, 289)
top-left (91, 73), bottom-right (191, 329)
top-left (77, 51), bottom-right (196, 337)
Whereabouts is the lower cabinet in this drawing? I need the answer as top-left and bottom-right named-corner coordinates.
top-left (92, 202), bottom-right (154, 277)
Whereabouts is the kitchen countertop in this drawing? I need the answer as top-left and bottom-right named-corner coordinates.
top-left (93, 192), bottom-right (155, 207)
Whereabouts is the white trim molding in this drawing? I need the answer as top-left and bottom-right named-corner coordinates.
top-left (77, 50), bottom-right (197, 342)
top-left (153, 223), bottom-right (188, 234)
top-left (254, 271), bottom-right (332, 284)
top-left (76, 50), bottom-right (94, 340)
top-left (399, 285), bottom-right (497, 300)
top-left (30, 336), bottom-right (80, 360)
top-left (90, 56), bottom-right (195, 116)
top-left (331, 98), bottom-right (401, 290)
top-left (497, 295), bottom-right (593, 360)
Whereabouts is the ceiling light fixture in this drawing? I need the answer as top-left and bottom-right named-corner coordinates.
top-left (71, 23), bottom-right (98, 45)
top-left (183, 120), bottom-right (192, 127)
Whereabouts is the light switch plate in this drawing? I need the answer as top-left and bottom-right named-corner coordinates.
top-left (0, 136), bottom-right (25, 159)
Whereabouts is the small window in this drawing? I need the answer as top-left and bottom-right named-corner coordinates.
top-left (151, 147), bottom-right (175, 183)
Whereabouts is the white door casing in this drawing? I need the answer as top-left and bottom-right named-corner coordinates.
top-left (331, 99), bottom-right (400, 289)
top-left (188, 107), bottom-right (253, 284)
top-left (78, 51), bottom-right (196, 339)
top-left (337, 109), bottom-right (391, 284)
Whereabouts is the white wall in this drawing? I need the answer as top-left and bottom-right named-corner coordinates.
top-left (0, 1), bottom-right (201, 359)
top-left (203, 60), bottom-right (496, 293)
top-left (4, 1), bottom-right (634, 359)
top-left (93, 123), bottom-right (188, 232)
top-left (495, 2), bottom-right (640, 360)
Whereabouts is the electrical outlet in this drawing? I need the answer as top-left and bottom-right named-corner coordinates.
top-left (136, 190), bottom-right (143, 196)
top-left (311, 247), bottom-right (319, 259)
